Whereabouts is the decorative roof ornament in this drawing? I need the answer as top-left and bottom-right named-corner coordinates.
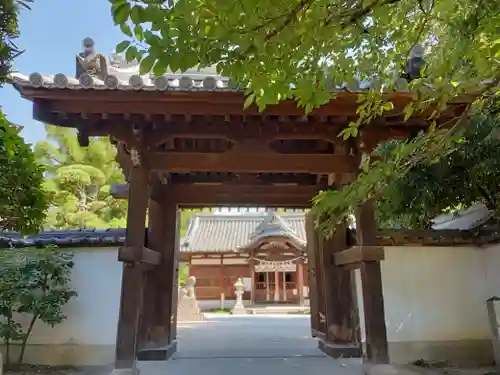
top-left (76, 37), bottom-right (108, 80)
top-left (404, 44), bottom-right (426, 82)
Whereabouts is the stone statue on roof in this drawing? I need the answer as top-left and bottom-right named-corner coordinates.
top-left (76, 37), bottom-right (108, 80)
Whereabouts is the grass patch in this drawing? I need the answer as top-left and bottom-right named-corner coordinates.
top-left (206, 308), bottom-right (232, 314)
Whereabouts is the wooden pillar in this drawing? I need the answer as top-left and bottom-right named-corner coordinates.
top-left (170, 225), bottom-right (180, 343)
top-left (282, 271), bottom-right (287, 302)
top-left (249, 258), bottom-right (255, 305)
top-left (220, 255), bottom-right (225, 309)
top-left (136, 198), bottom-right (179, 361)
top-left (355, 200), bottom-right (389, 364)
top-left (274, 271), bottom-right (280, 302)
top-left (306, 213), bottom-right (322, 337)
top-left (317, 220), bottom-right (361, 358)
top-left (136, 202), bottom-right (157, 352)
top-left (265, 272), bottom-right (270, 301)
top-left (114, 167), bottom-right (149, 372)
top-left (296, 261), bottom-right (305, 306)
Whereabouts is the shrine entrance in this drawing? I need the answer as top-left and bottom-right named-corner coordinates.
top-left (254, 271), bottom-right (297, 304)
top-left (9, 40), bottom-right (471, 374)
top-left (245, 234), bottom-right (307, 306)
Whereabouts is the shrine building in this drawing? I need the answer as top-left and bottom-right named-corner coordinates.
top-left (180, 210), bottom-right (309, 306)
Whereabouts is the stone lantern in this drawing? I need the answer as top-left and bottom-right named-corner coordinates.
top-left (232, 278), bottom-right (246, 315)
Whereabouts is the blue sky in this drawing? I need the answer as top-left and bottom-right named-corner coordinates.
top-left (0, 0), bottom-right (124, 146)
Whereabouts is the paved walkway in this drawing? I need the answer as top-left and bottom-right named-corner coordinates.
top-left (137, 314), bottom-right (364, 375)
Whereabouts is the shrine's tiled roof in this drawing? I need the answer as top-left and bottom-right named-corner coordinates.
top-left (182, 211), bottom-right (305, 252)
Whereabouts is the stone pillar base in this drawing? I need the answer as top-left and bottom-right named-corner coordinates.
top-left (318, 339), bottom-right (362, 358)
top-left (137, 340), bottom-right (177, 361)
top-left (108, 368), bottom-right (140, 375)
top-left (232, 305), bottom-right (247, 315)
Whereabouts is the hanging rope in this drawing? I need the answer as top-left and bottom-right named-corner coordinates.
top-left (251, 256), bottom-right (304, 272)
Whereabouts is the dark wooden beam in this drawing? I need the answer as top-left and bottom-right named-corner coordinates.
top-left (112, 183), bottom-right (322, 207)
top-left (355, 200), bottom-right (389, 364)
top-left (33, 106), bottom-right (447, 149)
top-left (334, 246), bottom-right (385, 267)
top-left (137, 199), bottom-right (179, 361)
top-left (306, 213), bottom-right (323, 337)
top-left (317, 221), bottom-right (361, 359)
top-left (26, 89), bottom-right (472, 118)
top-left (118, 246), bottom-right (162, 266)
top-left (139, 152), bottom-right (358, 174)
top-left (114, 167), bottom-right (150, 372)
top-left (78, 118), bottom-right (416, 145)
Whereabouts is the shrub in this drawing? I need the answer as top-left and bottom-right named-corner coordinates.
top-left (0, 246), bottom-right (77, 368)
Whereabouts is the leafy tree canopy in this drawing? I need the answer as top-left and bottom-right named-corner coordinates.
top-left (110, 0), bottom-right (499, 233)
top-left (376, 100), bottom-right (500, 229)
top-left (111, 0), bottom-right (498, 110)
top-left (35, 126), bottom-right (127, 229)
top-left (0, 0), bottom-right (47, 235)
top-left (0, 0), bottom-right (33, 83)
top-left (0, 112), bottom-right (47, 234)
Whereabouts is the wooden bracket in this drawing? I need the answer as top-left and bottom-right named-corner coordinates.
top-left (118, 246), bottom-right (162, 266)
top-left (334, 246), bottom-right (384, 268)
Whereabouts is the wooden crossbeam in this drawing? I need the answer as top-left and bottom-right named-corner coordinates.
top-left (140, 152), bottom-right (358, 174)
top-left (334, 246), bottom-right (385, 267)
top-left (111, 183), bottom-right (323, 207)
top-left (118, 246), bottom-right (162, 266)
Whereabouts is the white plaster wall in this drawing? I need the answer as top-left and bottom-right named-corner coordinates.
top-left (355, 245), bottom-right (493, 364)
top-left (484, 243), bottom-right (500, 300)
top-left (9, 244), bottom-right (500, 366)
top-left (26, 245), bottom-right (496, 348)
top-left (20, 247), bottom-right (123, 346)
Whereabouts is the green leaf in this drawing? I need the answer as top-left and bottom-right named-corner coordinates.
top-left (115, 40), bottom-right (131, 54)
top-left (153, 56), bottom-right (168, 77)
top-left (120, 23), bottom-right (133, 37)
top-left (130, 5), bottom-right (144, 24)
top-left (134, 25), bottom-right (144, 41)
top-left (243, 93), bottom-right (255, 109)
top-left (112, 2), bottom-right (130, 25)
top-left (139, 54), bottom-right (156, 75)
top-left (125, 45), bottom-right (138, 62)
top-left (383, 102), bottom-right (394, 111)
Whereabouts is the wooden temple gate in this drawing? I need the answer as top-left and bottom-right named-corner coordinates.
top-left (10, 55), bottom-right (470, 373)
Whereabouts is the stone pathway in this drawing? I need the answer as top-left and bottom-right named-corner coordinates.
top-left (137, 314), bottom-right (365, 375)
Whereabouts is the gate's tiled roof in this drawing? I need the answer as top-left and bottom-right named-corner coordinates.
top-left (0, 228), bottom-right (126, 248)
top-left (1, 213), bottom-right (500, 250)
top-left (9, 70), bottom-right (237, 92)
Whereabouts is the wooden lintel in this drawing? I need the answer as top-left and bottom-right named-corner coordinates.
top-left (334, 246), bottom-right (385, 267)
top-left (142, 152), bottom-right (357, 174)
top-left (86, 120), bottom-right (343, 144)
top-left (118, 246), bottom-right (162, 266)
top-left (112, 183), bottom-right (322, 207)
